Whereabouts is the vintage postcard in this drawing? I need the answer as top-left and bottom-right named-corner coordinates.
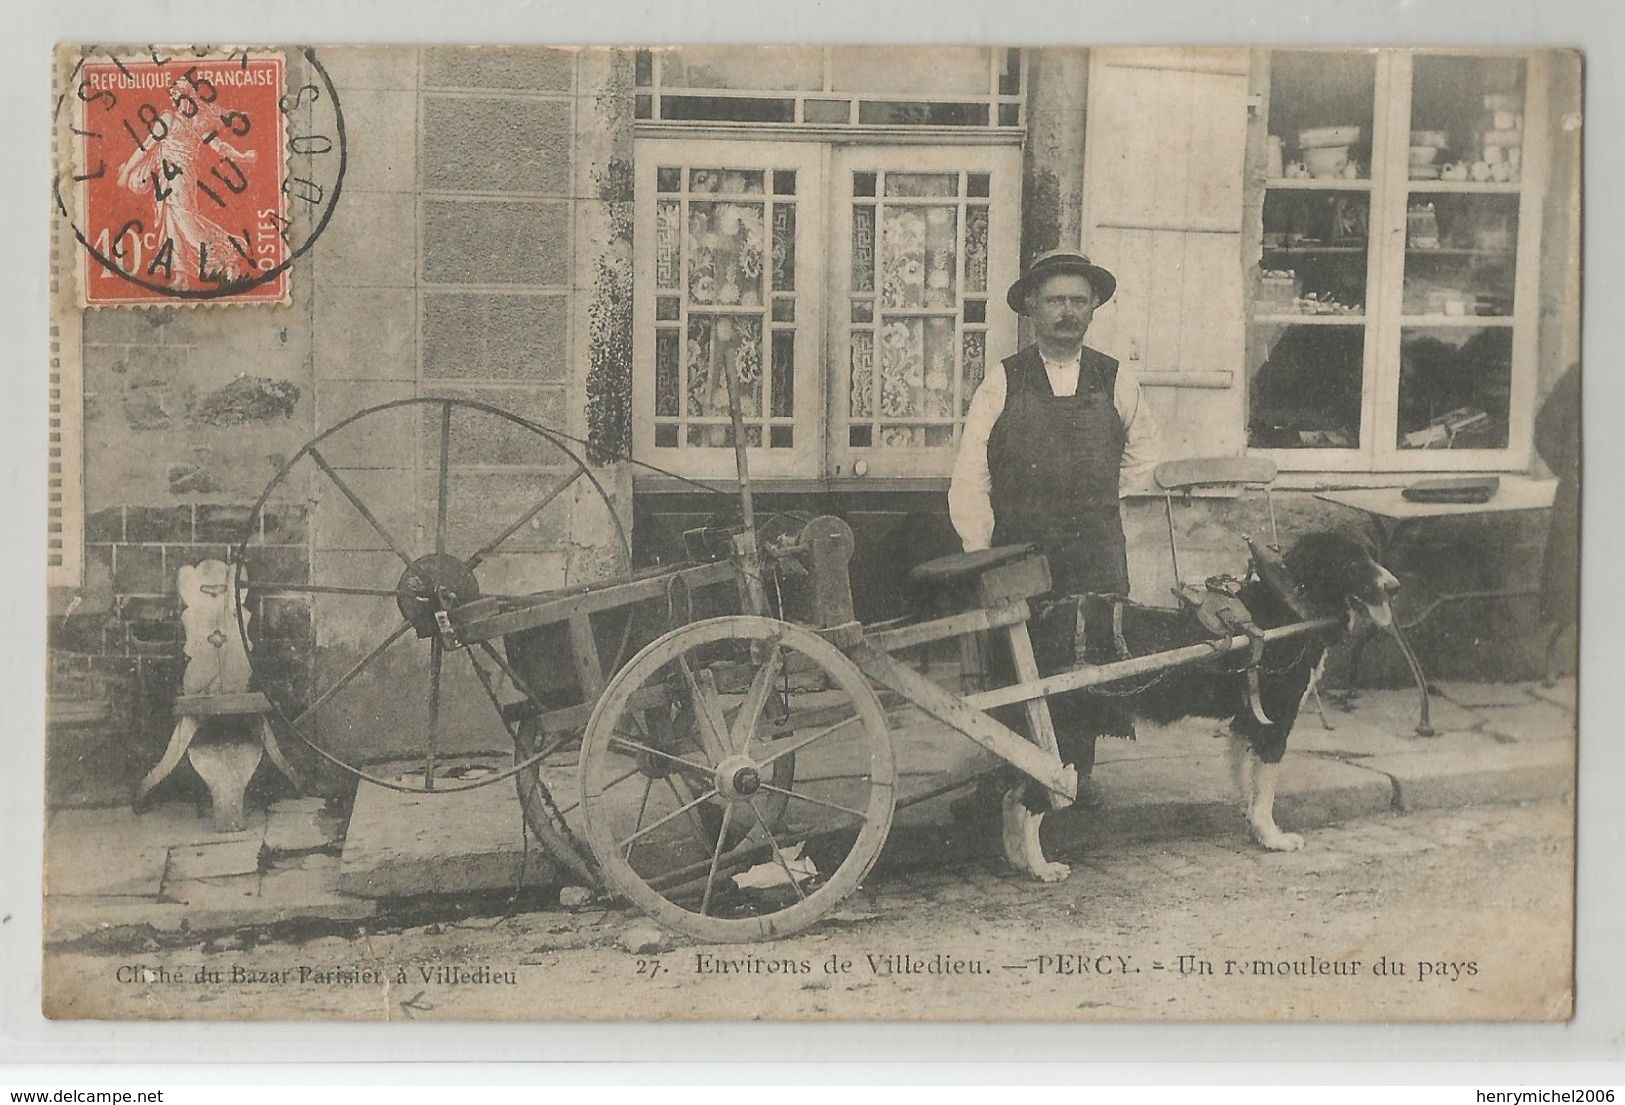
top-left (42, 43), bottom-right (1580, 1022)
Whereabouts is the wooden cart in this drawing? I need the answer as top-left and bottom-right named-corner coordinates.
top-left (234, 397), bottom-right (1339, 942)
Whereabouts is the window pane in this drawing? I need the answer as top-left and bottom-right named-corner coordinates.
top-left (655, 202), bottom-right (681, 289)
top-left (1398, 327), bottom-right (1511, 449)
top-left (962, 332), bottom-right (986, 413)
top-left (655, 330), bottom-right (680, 417)
top-left (805, 99), bottom-right (851, 124)
top-left (884, 173), bottom-right (958, 198)
top-left (965, 205), bottom-right (989, 292)
top-left (661, 96), bottom-right (795, 124)
top-left (881, 206), bottom-right (957, 308)
top-left (850, 332), bottom-right (874, 418)
top-left (659, 47), bottom-right (826, 91)
top-left (858, 101), bottom-right (990, 127)
top-left (878, 318), bottom-right (923, 416)
top-left (687, 316), bottom-right (762, 417)
top-left (690, 169), bottom-right (764, 194)
top-left (771, 203), bottom-right (796, 291)
top-left (655, 296), bottom-right (680, 321)
top-left (1247, 323), bottom-right (1364, 448)
top-left (686, 317), bottom-right (714, 416)
top-left (770, 331), bottom-right (795, 419)
top-left (851, 205), bottom-right (876, 291)
top-left (831, 47), bottom-right (992, 94)
top-left (687, 202), bottom-right (765, 307)
top-left (1260, 190), bottom-right (1369, 316)
top-left (1268, 51), bottom-right (1376, 181)
top-left (1410, 55), bottom-right (1526, 183)
top-left (1403, 194), bottom-right (1518, 316)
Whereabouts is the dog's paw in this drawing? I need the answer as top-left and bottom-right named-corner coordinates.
top-left (1001, 791), bottom-right (1072, 882)
top-left (1254, 828), bottom-right (1306, 852)
top-left (1033, 858), bottom-right (1072, 883)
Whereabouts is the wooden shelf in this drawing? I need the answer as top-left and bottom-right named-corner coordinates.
top-left (1253, 313), bottom-right (1367, 325)
top-left (1399, 314), bottom-right (1517, 327)
top-left (1405, 180), bottom-right (1522, 194)
top-left (1262, 245), bottom-right (1368, 254)
top-left (1266, 178), bottom-right (1372, 190)
top-left (1404, 247), bottom-right (1515, 257)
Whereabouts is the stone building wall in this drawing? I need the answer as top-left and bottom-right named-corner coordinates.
top-left (48, 46), bottom-right (635, 802)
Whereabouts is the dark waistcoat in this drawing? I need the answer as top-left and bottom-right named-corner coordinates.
top-left (987, 344), bottom-right (1130, 596)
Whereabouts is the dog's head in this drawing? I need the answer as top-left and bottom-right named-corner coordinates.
top-left (1283, 532), bottom-right (1401, 632)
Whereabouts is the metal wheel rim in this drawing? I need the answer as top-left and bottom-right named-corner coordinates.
top-left (233, 397), bottom-right (631, 798)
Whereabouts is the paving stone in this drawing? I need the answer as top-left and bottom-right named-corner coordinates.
top-left (1474, 701), bottom-right (1578, 744)
top-left (339, 774), bottom-right (561, 898)
top-left (44, 846), bottom-right (168, 897)
top-left (164, 873), bottom-right (262, 906)
top-left (1528, 678), bottom-right (1578, 710)
top-left (1433, 681), bottom-right (1539, 708)
top-left (166, 838), bottom-right (265, 881)
top-left (46, 872), bottom-right (373, 943)
top-left (264, 800), bottom-right (338, 854)
top-left (1057, 747), bottom-right (1395, 855)
top-left (1292, 722), bottom-right (1507, 760)
top-left (1330, 687), bottom-right (1478, 731)
top-left (1360, 740), bottom-right (1574, 813)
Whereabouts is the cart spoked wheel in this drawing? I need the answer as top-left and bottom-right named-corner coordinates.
top-left (579, 616), bottom-right (896, 942)
top-left (235, 398), bottom-right (629, 859)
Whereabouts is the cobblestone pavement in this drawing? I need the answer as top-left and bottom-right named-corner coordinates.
top-left (43, 798), bottom-right (1574, 1023)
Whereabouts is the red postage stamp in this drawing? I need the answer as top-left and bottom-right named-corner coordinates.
top-left (72, 51), bottom-right (290, 306)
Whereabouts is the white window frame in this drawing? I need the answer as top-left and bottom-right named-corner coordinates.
top-left (1250, 48), bottom-right (1549, 474)
top-left (631, 137), bottom-right (1022, 486)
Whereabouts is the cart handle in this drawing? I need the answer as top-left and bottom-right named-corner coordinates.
top-left (961, 614), bottom-right (1343, 713)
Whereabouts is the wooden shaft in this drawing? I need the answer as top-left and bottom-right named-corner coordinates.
top-left (961, 615), bottom-right (1343, 712)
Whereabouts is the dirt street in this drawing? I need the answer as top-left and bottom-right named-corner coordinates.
top-left (43, 800), bottom-right (1573, 1022)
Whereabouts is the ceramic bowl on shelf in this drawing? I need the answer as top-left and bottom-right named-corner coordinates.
top-left (1409, 164), bottom-right (1442, 180)
top-left (1299, 125), bottom-right (1360, 149)
top-left (1410, 145), bottom-right (1439, 166)
top-left (1411, 129), bottom-right (1449, 149)
top-left (1304, 145), bottom-right (1350, 179)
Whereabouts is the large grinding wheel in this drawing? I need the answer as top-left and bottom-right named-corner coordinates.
top-left (234, 398), bottom-right (629, 875)
top-left (578, 616), bottom-right (896, 942)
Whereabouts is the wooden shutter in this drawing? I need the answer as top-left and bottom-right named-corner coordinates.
top-left (1082, 48), bottom-right (1251, 458)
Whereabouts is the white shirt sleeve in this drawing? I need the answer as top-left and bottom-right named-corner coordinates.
top-left (1114, 364), bottom-right (1160, 496)
top-left (948, 361), bottom-right (1008, 552)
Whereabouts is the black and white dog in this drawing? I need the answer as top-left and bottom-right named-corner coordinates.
top-left (1003, 532), bottom-right (1401, 881)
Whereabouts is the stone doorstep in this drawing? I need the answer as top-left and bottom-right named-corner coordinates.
top-left (339, 772), bottom-right (562, 899)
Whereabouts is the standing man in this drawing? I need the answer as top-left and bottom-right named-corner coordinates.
top-left (949, 249), bottom-right (1157, 875)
